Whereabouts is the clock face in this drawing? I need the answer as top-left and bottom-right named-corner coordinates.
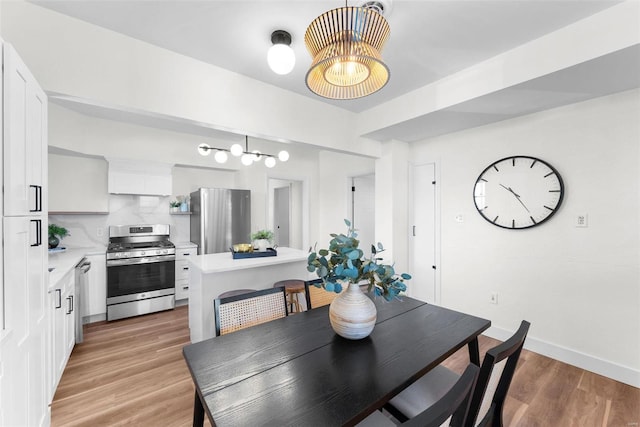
top-left (473, 156), bottom-right (564, 229)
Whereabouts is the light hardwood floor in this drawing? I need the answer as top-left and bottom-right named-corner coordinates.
top-left (52, 306), bottom-right (639, 426)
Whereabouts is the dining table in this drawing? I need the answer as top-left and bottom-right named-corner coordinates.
top-left (182, 296), bottom-right (491, 427)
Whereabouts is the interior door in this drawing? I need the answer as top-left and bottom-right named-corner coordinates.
top-left (274, 186), bottom-right (290, 247)
top-left (409, 163), bottom-right (437, 303)
top-left (351, 175), bottom-right (375, 252)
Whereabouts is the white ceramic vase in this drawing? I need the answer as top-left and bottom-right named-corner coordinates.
top-left (256, 239), bottom-right (269, 251)
top-left (329, 282), bottom-right (377, 340)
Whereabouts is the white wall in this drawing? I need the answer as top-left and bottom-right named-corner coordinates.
top-left (172, 166), bottom-right (237, 200)
top-left (317, 151), bottom-right (376, 249)
top-left (410, 89), bottom-right (640, 386)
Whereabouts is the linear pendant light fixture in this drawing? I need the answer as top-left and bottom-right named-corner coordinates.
top-left (305, 0), bottom-right (391, 100)
top-left (198, 136), bottom-right (289, 168)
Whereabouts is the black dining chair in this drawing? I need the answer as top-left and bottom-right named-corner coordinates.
top-left (385, 320), bottom-right (530, 427)
top-left (358, 363), bottom-right (480, 427)
top-left (213, 287), bottom-right (288, 336)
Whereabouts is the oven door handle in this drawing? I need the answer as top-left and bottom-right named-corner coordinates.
top-left (107, 255), bottom-right (176, 267)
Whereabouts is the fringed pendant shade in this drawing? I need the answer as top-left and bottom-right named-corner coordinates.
top-left (305, 6), bottom-right (390, 99)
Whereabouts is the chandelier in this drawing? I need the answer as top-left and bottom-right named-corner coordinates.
top-left (197, 136), bottom-right (289, 168)
top-left (304, 1), bottom-right (390, 100)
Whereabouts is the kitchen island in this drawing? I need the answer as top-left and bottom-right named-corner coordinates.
top-left (187, 247), bottom-right (309, 342)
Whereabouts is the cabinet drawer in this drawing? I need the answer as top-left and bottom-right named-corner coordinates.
top-left (175, 278), bottom-right (190, 300)
top-left (176, 259), bottom-right (190, 280)
top-left (176, 248), bottom-right (196, 259)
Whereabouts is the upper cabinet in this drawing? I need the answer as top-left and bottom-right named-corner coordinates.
top-left (107, 158), bottom-right (173, 196)
top-left (48, 152), bottom-right (109, 213)
top-left (3, 44), bottom-right (47, 217)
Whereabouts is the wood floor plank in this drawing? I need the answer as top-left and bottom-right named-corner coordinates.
top-left (52, 306), bottom-right (639, 427)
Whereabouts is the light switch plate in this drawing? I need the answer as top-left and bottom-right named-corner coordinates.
top-left (575, 214), bottom-right (588, 228)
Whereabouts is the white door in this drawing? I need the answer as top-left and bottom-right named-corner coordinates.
top-left (274, 186), bottom-right (290, 247)
top-left (351, 175), bottom-right (375, 253)
top-left (409, 163), bottom-right (437, 303)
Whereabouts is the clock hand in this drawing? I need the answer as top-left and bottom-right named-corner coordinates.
top-left (499, 184), bottom-right (530, 213)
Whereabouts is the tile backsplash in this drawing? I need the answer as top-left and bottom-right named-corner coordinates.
top-left (49, 194), bottom-right (191, 249)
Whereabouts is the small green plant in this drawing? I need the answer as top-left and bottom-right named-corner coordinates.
top-left (48, 224), bottom-right (69, 239)
top-left (170, 200), bottom-right (181, 208)
top-left (307, 219), bottom-right (411, 301)
top-left (251, 229), bottom-right (274, 241)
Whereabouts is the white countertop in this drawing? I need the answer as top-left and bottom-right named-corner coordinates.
top-left (48, 246), bottom-right (105, 289)
top-left (173, 241), bottom-right (198, 248)
top-left (190, 247), bottom-right (308, 274)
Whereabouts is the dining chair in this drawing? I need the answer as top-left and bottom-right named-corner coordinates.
top-left (358, 363), bottom-right (480, 427)
top-left (304, 278), bottom-right (342, 309)
top-left (385, 320), bottom-right (530, 427)
top-left (213, 287), bottom-right (288, 336)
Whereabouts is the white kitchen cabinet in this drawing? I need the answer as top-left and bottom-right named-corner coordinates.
top-left (107, 158), bottom-right (173, 196)
top-left (3, 43), bottom-right (47, 217)
top-left (83, 253), bottom-right (107, 320)
top-left (50, 268), bottom-right (75, 396)
top-left (2, 216), bottom-right (48, 426)
top-left (0, 42), bottom-right (49, 427)
top-left (49, 153), bottom-right (109, 213)
top-left (175, 243), bottom-right (197, 301)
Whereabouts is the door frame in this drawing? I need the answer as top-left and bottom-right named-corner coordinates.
top-left (408, 161), bottom-right (442, 305)
top-left (266, 174), bottom-right (309, 251)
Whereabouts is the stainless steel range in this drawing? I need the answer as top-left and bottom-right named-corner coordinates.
top-left (106, 224), bottom-right (175, 321)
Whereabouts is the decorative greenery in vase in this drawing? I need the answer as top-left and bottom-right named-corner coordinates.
top-left (251, 229), bottom-right (274, 251)
top-left (250, 229), bottom-right (274, 242)
top-left (48, 224), bottom-right (69, 249)
top-left (307, 219), bottom-right (411, 301)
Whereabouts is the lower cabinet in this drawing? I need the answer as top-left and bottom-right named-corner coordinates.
top-left (50, 269), bottom-right (75, 397)
top-left (175, 244), bottom-right (197, 300)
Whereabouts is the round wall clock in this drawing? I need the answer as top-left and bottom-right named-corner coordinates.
top-left (473, 156), bottom-right (564, 229)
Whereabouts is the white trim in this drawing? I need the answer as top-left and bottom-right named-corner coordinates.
top-left (483, 326), bottom-right (640, 388)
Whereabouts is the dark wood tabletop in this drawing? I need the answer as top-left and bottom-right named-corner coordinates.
top-left (183, 296), bottom-right (490, 427)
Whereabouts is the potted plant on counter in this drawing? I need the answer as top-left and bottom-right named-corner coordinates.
top-left (251, 229), bottom-right (274, 252)
top-left (48, 224), bottom-right (69, 249)
top-left (169, 200), bottom-right (181, 213)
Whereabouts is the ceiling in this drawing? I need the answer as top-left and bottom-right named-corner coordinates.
top-left (34, 0), bottom-right (639, 144)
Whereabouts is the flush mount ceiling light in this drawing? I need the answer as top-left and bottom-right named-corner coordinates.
top-left (305, 0), bottom-right (391, 100)
top-left (267, 30), bottom-right (295, 75)
top-left (197, 136), bottom-right (289, 168)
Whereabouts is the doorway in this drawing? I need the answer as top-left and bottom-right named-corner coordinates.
top-left (268, 178), bottom-right (304, 249)
top-left (409, 163), bottom-right (437, 303)
top-left (351, 174), bottom-right (375, 253)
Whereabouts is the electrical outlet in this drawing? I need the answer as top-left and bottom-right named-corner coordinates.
top-left (97, 227), bottom-right (104, 237)
top-left (490, 292), bottom-right (498, 305)
top-left (454, 214), bottom-right (464, 223)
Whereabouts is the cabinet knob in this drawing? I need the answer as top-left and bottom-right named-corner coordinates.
top-left (182, 286), bottom-right (189, 290)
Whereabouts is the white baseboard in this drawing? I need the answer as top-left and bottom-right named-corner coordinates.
top-left (483, 326), bottom-right (640, 389)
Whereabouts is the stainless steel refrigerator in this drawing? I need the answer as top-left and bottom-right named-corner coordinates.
top-left (190, 188), bottom-right (251, 254)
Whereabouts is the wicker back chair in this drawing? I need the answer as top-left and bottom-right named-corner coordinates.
top-left (304, 279), bottom-right (345, 309)
top-left (214, 287), bottom-right (288, 336)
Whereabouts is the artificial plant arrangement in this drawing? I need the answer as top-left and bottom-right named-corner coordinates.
top-left (307, 219), bottom-right (411, 301)
top-left (251, 229), bottom-right (274, 242)
top-left (48, 224), bottom-right (69, 249)
top-left (48, 224), bottom-right (69, 240)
